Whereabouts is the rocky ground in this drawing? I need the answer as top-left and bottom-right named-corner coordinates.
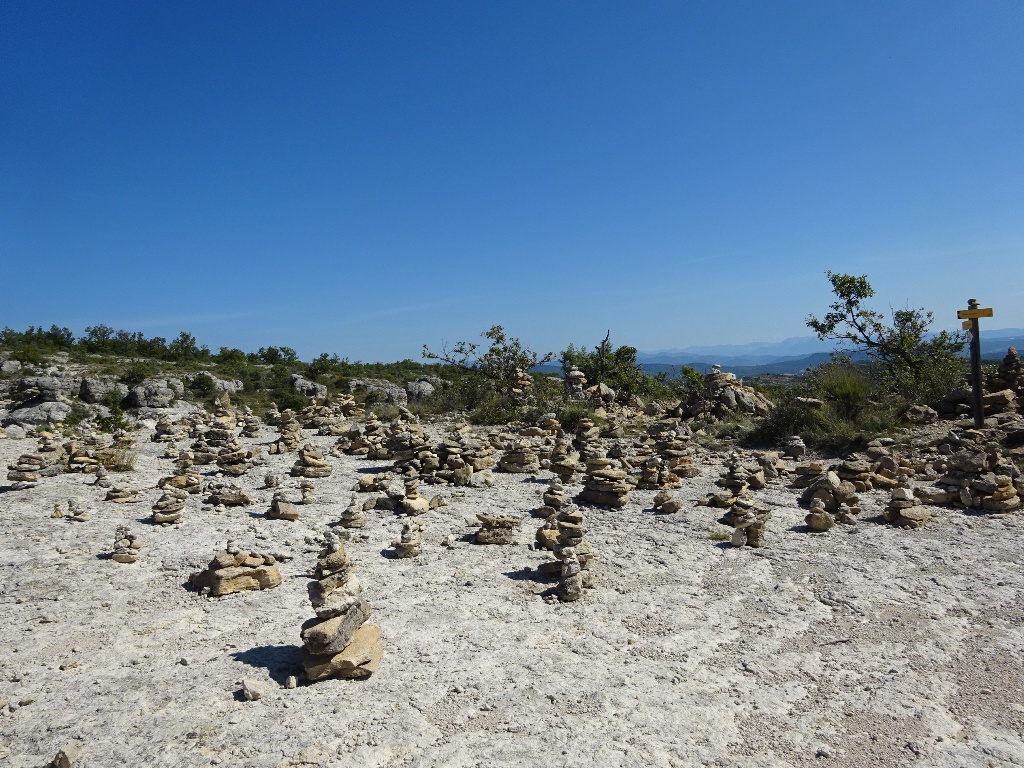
top-left (1, 423), bottom-right (1023, 768)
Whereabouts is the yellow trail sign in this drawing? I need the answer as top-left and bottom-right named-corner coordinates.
top-left (957, 308), bottom-right (993, 319)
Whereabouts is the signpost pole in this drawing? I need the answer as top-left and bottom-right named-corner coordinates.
top-left (956, 298), bottom-right (993, 429)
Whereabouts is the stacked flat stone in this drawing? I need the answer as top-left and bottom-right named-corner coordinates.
top-left (637, 456), bottom-right (681, 490)
top-left (301, 532), bottom-right (381, 682)
top-left (454, 427), bottom-right (496, 474)
top-left (269, 409), bottom-right (303, 454)
top-left (836, 456), bottom-right (880, 492)
top-left (724, 496), bottom-right (772, 546)
top-left (702, 454), bottom-right (766, 508)
top-left (66, 498), bottom-right (93, 522)
top-left (546, 505), bottom-right (594, 601)
top-left (392, 519), bottom-right (424, 558)
top-left (205, 479), bottom-right (252, 507)
top-left (300, 479), bottom-right (317, 505)
top-left (216, 437), bottom-right (253, 476)
top-left (338, 495), bottom-right (369, 528)
top-left (564, 366), bottom-right (587, 400)
top-left (790, 460), bottom-right (828, 489)
top-left (289, 443), bottom-right (333, 478)
top-left (652, 489), bottom-right (683, 514)
top-left (782, 436), bottom-right (807, 459)
top-left (929, 441), bottom-right (1022, 513)
top-left (549, 439), bottom-right (581, 483)
top-left (579, 453), bottom-right (632, 508)
top-left (105, 483), bottom-right (143, 503)
top-left (574, 418), bottom-right (603, 461)
top-left (798, 469), bottom-right (862, 520)
top-left (189, 542), bottom-right (281, 596)
top-left (67, 442), bottom-right (101, 474)
top-left (152, 415), bottom-right (186, 443)
top-left (804, 497), bottom-right (836, 532)
top-left (987, 347), bottom-right (1024, 396)
top-left (111, 525), bottom-right (141, 563)
top-left (498, 439), bottom-right (541, 473)
top-left (204, 423), bottom-right (235, 450)
top-left (240, 408), bottom-right (262, 438)
top-left (474, 513), bottom-right (521, 544)
top-left (436, 439), bottom-right (473, 486)
top-left (398, 478), bottom-right (430, 515)
top-left (268, 490), bottom-right (301, 521)
top-left (754, 452), bottom-right (788, 483)
top-left (212, 394), bottom-right (238, 429)
top-left (264, 403), bottom-right (282, 426)
top-left (151, 487), bottom-right (188, 524)
top-left (678, 365), bottom-right (773, 421)
top-left (158, 467), bottom-right (203, 495)
top-left (883, 482), bottom-right (931, 529)
top-left (7, 452), bottom-right (47, 489)
top-left (188, 436), bottom-right (217, 465)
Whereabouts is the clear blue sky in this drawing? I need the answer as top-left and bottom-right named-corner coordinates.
top-left (3, 1), bottom-right (1022, 361)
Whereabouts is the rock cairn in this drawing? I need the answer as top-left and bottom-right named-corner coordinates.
top-left (152, 415), bottom-right (187, 443)
top-left (240, 407), bottom-right (262, 438)
top-left (268, 488), bottom-right (301, 520)
top-left (392, 519), bottom-right (424, 558)
top-left (541, 505), bottom-right (594, 601)
top-left (783, 436), bottom-right (807, 459)
top-left (795, 467), bottom-right (862, 523)
top-left (574, 418), bottom-right (603, 460)
top-left (66, 498), bottom-right (93, 522)
top-left (804, 498), bottom-right (836, 532)
top-left (549, 439), bottom-right (581, 483)
top-left (269, 409), bottom-right (304, 454)
top-left (637, 456), bottom-right (681, 490)
top-left (474, 513), bottom-right (521, 544)
top-left (290, 443), bottom-right (333, 478)
top-left (883, 481), bottom-right (931, 529)
top-left (579, 453), bottom-right (632, 508)
top-left (188, 435), bottom-right (217, 465)
top-left (564, 366), bottom-right (587, 400)
top-left (652, 490), bottom-right (682, 514)
top-left (701, 453), bottom-right (766, 508)
top-left (674, 365), bottom-right (773, 421)
top-left (723, 496), bottom-right (772, 547)
top-left (498, 439), bottom-right (541, 473)
top-left (111, 525), bottom-right (141, 563)
top-left (216, 437), bottom-right (253, 476)
top-left (189, 542), bottom-right (282, 596)
top-left (987, 347), bottom-right (1024, 397)
top-left (158, 466), bottom-right (203, 495)
top-left (151, 487), bottom-right (188, 524)
top-left (301, 532), bottom-right (382, 682)
top-left (105, 482), bottom-right (143, 504)
top-left (928, 441), bottom-right (1022, 513)
top-left (337, 495), bottom-right (368, 528)
top-left (204, 479), bottom-right (251, 508)
top-left (7, 450), bottom-right (55, 489)
top-left (398, 478), bottom-right (430, 515)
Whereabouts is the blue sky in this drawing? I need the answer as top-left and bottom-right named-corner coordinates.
top-left (3, 1), bottom-right (1022, 361)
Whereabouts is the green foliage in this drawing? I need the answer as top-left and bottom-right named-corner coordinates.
top-left (119, 360), bottom-right (156, 388)
top-left (187, 373), bottom-right (218, 402)
top-left (560, 332), bottom-right (687, 399)
top-left (805, 355), bottom-right (872, 419)
top-left (806, 271), bottom-right (967, 403)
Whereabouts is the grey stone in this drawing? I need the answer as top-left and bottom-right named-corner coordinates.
top-left (405, 379), bottom-right (436, 401)
top-left (184, 372), bottom-right (243, 394)
top-left (5, 401), bottom-right (72, 425)
top-left (348, 378), bottom-right (408, 406)
top-left (126, 382), bottom-right (175, 408)
top-left (290, 374), bottom-right (327, 399)
top-left (79, 376), bottom-right (129, 404)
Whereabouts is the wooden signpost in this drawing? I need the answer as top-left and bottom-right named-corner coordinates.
top-left (957, 298), bottom-right (993, 428)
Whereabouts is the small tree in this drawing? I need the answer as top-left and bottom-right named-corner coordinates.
top-left (423, 326), bottom-right (553, 391)
top-left (806, 272), bottom-right (966, 403)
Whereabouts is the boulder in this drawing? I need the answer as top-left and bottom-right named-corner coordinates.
top-left (5, 401), bottom-right (72, 426)
top-left (291, 374), bottom-right (327, 399)
top-left (79, 377), bottom-right (129, 404)
top-left (348, 378), bottom-right (408, 406)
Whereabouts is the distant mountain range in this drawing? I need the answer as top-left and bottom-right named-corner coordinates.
top-left (633, 328), bottom-right (1024, 377)
top-left (534, 329), bottom-right (1024, 378)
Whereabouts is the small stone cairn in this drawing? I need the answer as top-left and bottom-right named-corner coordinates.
top-left (392, 519), bottom-right (424, 558)
top-left (205, 479), bottom-right (252, 507)
top-left (269, 409), bottom-right (304, 454)
top-left (66, 497), bottom-right (93, 522)
top-left (804, 498), bottom-right (836, 532)
top-left (652, 489), bottom-right (683, 513)
top-left (498, 439), bottom-right (541, 473)
top-left (564, 366), bottom-right (587, 400)
top-left (723, 496), bottom-right (772, 546)
top-left (189, 541), bottom-right (282, 596)
top-left (158, 466), bottom-right (203, 495)
top-left (701, 453), bottom-right (766, 508)
top-left (579, 452), bottom-right (632, 508)
top-left (105, 482), bottom-right (143, 503)
top-left (474, 513), bottom-right (521, 544)
top-left (337, 495), bottom-right (368, 528)
top-left (549, 438), bottom-right (582, 483)
top-left (796, 467), bottom-right (862, 523)
top-left (987, 347), bottom-right (1024, 398)
top-left (540, 504), bottom-right (593, 601)
top-left (152, 415), bottom-right (187, 443)
top-left (152, 487), bottom-right (188, 524)
top-left (216, 436), bottom-right (253, 476)
top-left (188, 435), bottom-right (217, 465)
top-left (290, 443), bottom-right (333, 478)
top-left (301, 531), bottom-right (382, 682)
top-left (111, 525), bottom-right (141, 563)
top-left (927, 440), bottom-right (1022, 513)
top-left (574, 418), bottom-right (603, 461)
top-left (268, 489), bottom-right (301, 520)
top-left (398, 478), bottom-right (430, 515)
top-left (882, 481), bottom-right (931, 529)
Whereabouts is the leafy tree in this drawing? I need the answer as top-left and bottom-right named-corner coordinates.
top-left (561, 331), bottom-right (693, 399)
top-left (806, 272), bottom-right (966, 403)
top-left (423, 325), bottom-right (553, 393)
